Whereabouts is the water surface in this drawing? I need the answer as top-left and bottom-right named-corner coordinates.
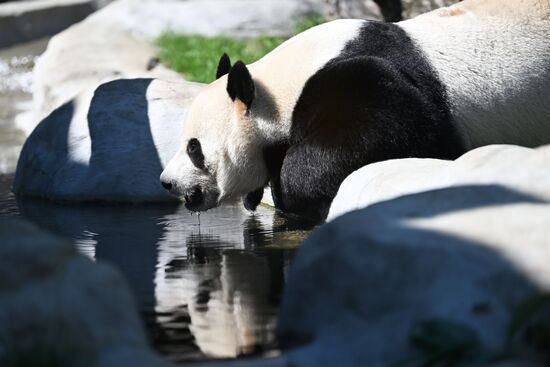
top-left (0, 175), bottom-right (309, 363)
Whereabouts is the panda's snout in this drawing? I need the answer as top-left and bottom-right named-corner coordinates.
top-left (160, 169), bottom-right (219, 210)
top-left (183, 186), bottom-right (204, 210)
top-left (184, 186), bottom-right (203, 207)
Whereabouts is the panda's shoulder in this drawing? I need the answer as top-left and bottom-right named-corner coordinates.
top-left (290, 20), bottom-right (453, 142)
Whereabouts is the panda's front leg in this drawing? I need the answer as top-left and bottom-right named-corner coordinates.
top-left (244, 187), bottom-right (264, 211)
top-left (271, 143), bottom-right (344, 224)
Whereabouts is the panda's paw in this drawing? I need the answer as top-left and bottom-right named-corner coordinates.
top-left (244, 187), bottom-right (264, 212)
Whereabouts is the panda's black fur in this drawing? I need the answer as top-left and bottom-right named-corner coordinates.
top-left (267, 22), bottom-right (465, 222)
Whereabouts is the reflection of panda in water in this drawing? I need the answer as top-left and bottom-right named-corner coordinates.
top-left (161, 0), bottom-right (550, 223)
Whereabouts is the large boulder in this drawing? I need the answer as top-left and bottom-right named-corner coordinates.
top-left (0, 0), bottom-right (110, 49)
top-left (329, 144), bottom-right (550, 220)
top-left (322, 0), bottom-right (402, 22)
top-left (31, 0), bottom-right (323, 121)
top-left (0, 217), bottom-right (172, 367)
top-left (401, 0), bottom-right (462, 19)
top-left (270, 144), bottom-right (550, 366)
top-left (321, 0), bottom-right (384, 21)
top-left (14, 78), bottom-right (203, 202)
top-left (277, 183), bottom-right (550, 366)
top-left (84, 0), bottom-right (322, 39)
top-left (31, 13), bottom-right (181, 122)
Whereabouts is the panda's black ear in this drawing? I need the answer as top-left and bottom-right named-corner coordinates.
top-left (227, 61), bottom-right (255, 109)
top-left (216, 53), bottom-right (231, 79)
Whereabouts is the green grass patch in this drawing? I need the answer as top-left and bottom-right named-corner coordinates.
top-left (156, 16), bottom-right (326, 84)
top-left (293, 15), bottom-right (326, 35)
top-left (156, 34), bottom-right (285, 83)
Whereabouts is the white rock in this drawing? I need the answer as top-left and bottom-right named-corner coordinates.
top-left (278, 179), bottom-right (550, 366)
top-left (329, 144), bottom-right (550, 221)
top-left (14, 78), bottom-right (203, 202)
top-left (0, 217), bottom-right (172, 367)
top-left (31, 0), bottom-right (323, 121)
top-left (31, 14), bottom-right (181, 122)
top-left (92, 0), bottom-right (323, 39)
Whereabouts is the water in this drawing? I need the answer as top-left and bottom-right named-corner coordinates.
top-left (0, 177), bottom-right (309, 362)
top-left (0, 38), bottom-right (311, 363)
top-left (0, 175), bottom-right (310, 362)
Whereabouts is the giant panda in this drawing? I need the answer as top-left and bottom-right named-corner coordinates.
top-left (160, 0), bottom-right (550, 223)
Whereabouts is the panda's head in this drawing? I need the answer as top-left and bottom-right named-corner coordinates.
top-left (160, 54), bottom-right (274, 211)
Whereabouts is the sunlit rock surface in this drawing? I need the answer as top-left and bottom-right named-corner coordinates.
top-left (0, 217), bottom-right (171, 367)
top-left (32, 15), bottom-right (181, 122)
top-left (32, 0), bottom-right (323, 121)
top-left (14, 78), bottom-right (203, 202)
top-left (329, 144), bottom-right (550, 220)
top-left (277, 181), bottom-right (550, 366)
top-left (401, 0), bottom-right (461, 19)
top-left (321, 0), bottom-right (384, 21)
top-left (0, 39), bottom-right (47, 174)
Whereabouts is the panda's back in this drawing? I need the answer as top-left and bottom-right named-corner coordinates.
top-left (253, 0), bottom-right (550, 151)
top-left (400, 2), bottom-right (550, 149)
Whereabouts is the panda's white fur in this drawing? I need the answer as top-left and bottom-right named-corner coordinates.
top-left (400, 0), bottom-right (550, 148)
top-left (161, 19), bottom-right (364, 209)
top-left (161, 0), bottom-right (550, 220)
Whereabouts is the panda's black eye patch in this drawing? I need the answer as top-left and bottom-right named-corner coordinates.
top-left (187, 138), bottom-right (205, 170)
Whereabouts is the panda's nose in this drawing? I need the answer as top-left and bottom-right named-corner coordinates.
top-left (161, 180), bottom-right (172, 191)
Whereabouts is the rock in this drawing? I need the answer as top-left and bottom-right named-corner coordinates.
top-left (322, 0), bottom-right (406, 22)
top-left (0, 217), bottom-right (172, 367)
top-left (401, 0), bottom-right (462, 19)
top-left (0, 0), bottom-right (110, 49)
top-left (277, 181), bottom-right (550, 366)
top-left (31, 6), bottom-right (182, 121)
top-left (31, 0), bottom-right (323, 121)
top-left (90, 0), bottom-right (323, 39)
top-left (328, 144), bottom-right (550, 220)
top-left (0, 37), bottom-right (49, 174)
top-left (321, 0), bottom-right (384, 21)
top-left (14, 78), bottom-right (203, 202)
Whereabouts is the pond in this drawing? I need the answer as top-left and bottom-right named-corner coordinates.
top-left (0, 39), bottom-right (312, 364)
top-left (0, 173), bottom-right (311, 363)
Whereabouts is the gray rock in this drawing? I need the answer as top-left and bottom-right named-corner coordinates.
top-left (329, 144), bottom-right (550, 220)
top-left (31, 7), bottom-right (182, 121)
top-left (278, 181), bottom-right (550, 366)
top-left (321, 0), bottom-right (384, 21)
top-left (31, 0), bottom-right (323, 120)
top-left (401, 0), bottom-right (462, 19)
top-left (14, 78), bottom-right (203, 202)
top-left (0, 217), bottom-right (171, 367)
top-left (0, 37), bottom-right (49, 174)
top-left (0, 0), bottom-right (111, 49)
top-left (100, 0), bottom-right (323, 39)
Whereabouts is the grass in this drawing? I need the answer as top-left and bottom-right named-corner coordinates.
top-left (156, 16), bottom-right (326, 83)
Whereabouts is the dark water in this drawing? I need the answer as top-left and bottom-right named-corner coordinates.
top-left (0, 174), bottom-right (310, 363)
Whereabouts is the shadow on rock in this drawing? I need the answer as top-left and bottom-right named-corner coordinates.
top-left (13, 78), bottom-right (202, 202)
top-left (277, 184), bottom-right (550, 366)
